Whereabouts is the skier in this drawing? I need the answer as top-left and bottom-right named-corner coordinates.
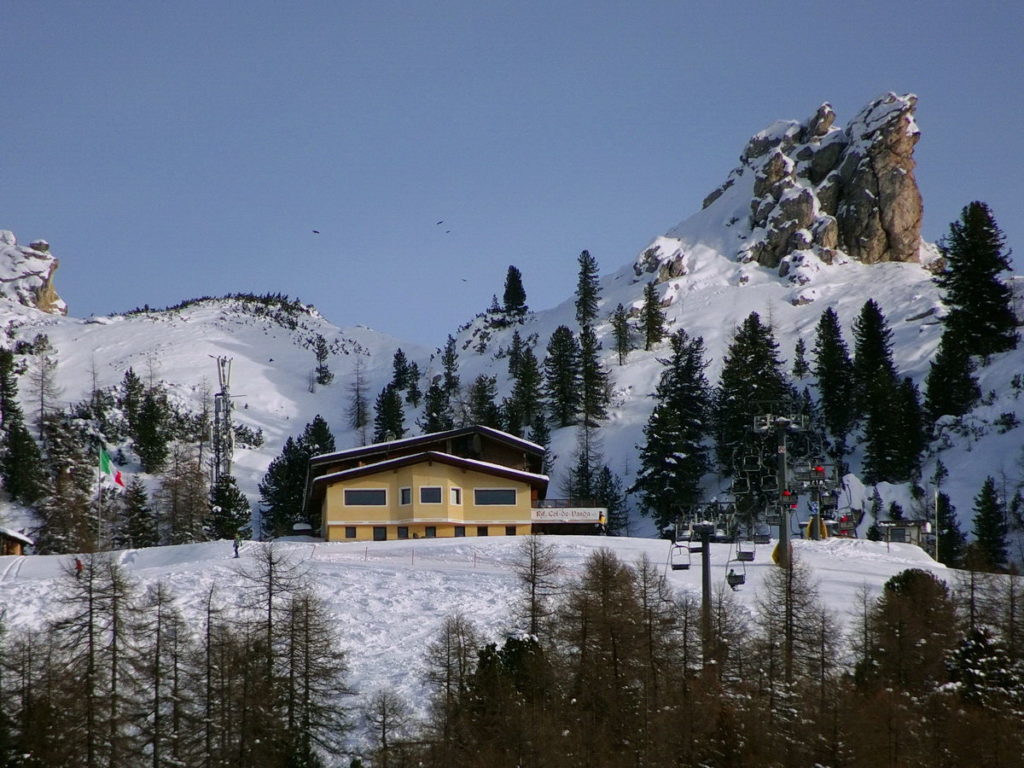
top-left (75, 557), bottom-right (84, 579)
top-left (233, 533), bottom-right (241, 558)
top-left (728, 568), bottom-right (738, 591)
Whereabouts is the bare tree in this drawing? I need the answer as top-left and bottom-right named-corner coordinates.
top-left (510, 535), bottom-right (561, 642)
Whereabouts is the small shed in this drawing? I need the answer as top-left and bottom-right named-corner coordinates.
top-left (0, 527), bottom-right (33, 556)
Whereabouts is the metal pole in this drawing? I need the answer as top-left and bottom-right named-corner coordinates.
top-left (776, 420), bottom-right (791, 569)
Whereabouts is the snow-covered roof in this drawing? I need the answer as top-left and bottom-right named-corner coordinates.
top-left (308, 450), bottom-right (549, 507)
top-left (0, 527), bottom-right (33, 546)
top-left (309, 425), bottom-right (545, 466)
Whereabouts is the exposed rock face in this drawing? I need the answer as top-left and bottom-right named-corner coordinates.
top-left (643, 93), bottom-right (924, 282)
top-left (738, 93), bottom-right (922, 270)
top-left (0, 231), bottom-right (68, 315)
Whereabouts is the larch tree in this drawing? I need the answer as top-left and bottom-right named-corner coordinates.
top-left (346, 356), bottom-right (371, 445)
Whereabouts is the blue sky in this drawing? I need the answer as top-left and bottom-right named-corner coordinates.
top-left (3, 1), bottom-right (1021, 347)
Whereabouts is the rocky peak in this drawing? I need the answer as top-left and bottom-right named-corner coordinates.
top-left (0, 230), bottom-right (67, 315)
top-left (638, 93), bottom-right (924, 284)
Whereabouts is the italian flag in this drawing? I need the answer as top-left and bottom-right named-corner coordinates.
top-left (99, 448), bottom-right (126, 491)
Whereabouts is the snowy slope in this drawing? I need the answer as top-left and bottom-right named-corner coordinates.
top-left (2, 97), bottom-right (1023, 549)
top-left (0, 534), bottom-right (949, 758)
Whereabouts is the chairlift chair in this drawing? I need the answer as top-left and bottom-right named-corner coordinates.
top-left (726, 563), bottom-right (746, 589)
top-left (736, 538), bottom-right (756, 562)
top-left (669, 541), bottom-right (691, 571)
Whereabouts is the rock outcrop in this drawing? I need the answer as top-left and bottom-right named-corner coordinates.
top-left (636, 93), bottom-right (924, 283)
top-left (737, 93), bottom-right (922, 270)
top-left (0, 231), bottom-right (68, 314)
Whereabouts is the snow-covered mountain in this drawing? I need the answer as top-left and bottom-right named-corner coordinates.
top-left (2, 92), bottom-right (1022, 551)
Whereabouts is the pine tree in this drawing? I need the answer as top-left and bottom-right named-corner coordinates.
top-left (259, 436), bottom-right (307, 538)
top-left (635, 330), bottom-right (712, 531)
top-left (935, 201), bottom-right (1018, 357)
top-left (502, 265), bottom-right (528, 316)
top-left (575, 250), bottom-right (600, 327)
top-left (935, 491), bottom-right (966, 567)
top-left (640, 282), bottom-right (666, 351)
top-left (301, 413), bottom-right (336, 457)
top-left (35, 413), bottom-right (96, 553)
top-left (562, 424), bottom-right (602, 501)
top-left (115, 476), bottom-right (158, 549)
top-left (852, 299), bottom-right (898, 415)
top-left (812, 307), bottom-right (855, 445)
top-left (135, 386), bottom-right (171, 473)
top-left (0, 347), bottom-right (45, 504)
top-left (861, 373), bottom-right (903, 484)
top-left (971, 476), bottom-right (1009, 572)
top-left (391, 348), bottom-right (411, 391)
top-left (508, 345), bottom-right (542, 434)
top-left (594, 465), bottom-right (628, 535)
top-left (792, 337), bottom-right (809, 379)
top-left (578, 324), bottom-right (609, 426)
top-left (373, 384), bottom-right (406, 442)
top-left (207, 474), bottom-right (251, 540)
top-left (715, 312), bottom-right (791, 476)
top-left (405, 361), bottom-right (422, 406)
top-left (119, 367), bottom-right (146, 435)
top-left (528, 414), bottom-right (554, 476)
top-left (466, 374), bottom-right (501, 428)
top-left (441, 335), bottom-right (460, 400)
top-left (924, 330), bottom-right (981, 422)
top-left (313, 334), bottom-right (333, 386)
top-left (890, 377), bottom-right (925, 482)
top-left (418, 381), bottom-right (455, 434)
top-left (853, 300), bottom-right (903, 483)
top-left (506, 331), bottom-right (525, 379)
top-left (610, 303), bottom-right (631, 365)
top-left (542, 325), bottom-right (581, 427)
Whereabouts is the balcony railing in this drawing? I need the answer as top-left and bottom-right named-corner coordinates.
top-left (533, 498), bottom-right (600, 509)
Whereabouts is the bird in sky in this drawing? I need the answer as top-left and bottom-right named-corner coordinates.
top-left (435, 220), bottom-right (444, 225)
top-left (312, 230), bottom-right (320, 234)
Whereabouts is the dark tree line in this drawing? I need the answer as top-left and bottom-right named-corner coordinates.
top-left (357, 543), bottom-right (1024, 768)
top-left (0, 546), bottom-right (351, 768)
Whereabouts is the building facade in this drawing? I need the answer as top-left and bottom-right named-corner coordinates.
top-left (305, 426), bottom-right (605, 541)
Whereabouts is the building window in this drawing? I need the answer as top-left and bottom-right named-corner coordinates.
top-left (398, 526), bottom-right (409, 539)
top-left (477, 526), bottom-right (488, 536)
top-left (345, 526), bottom-right (357, 539)
top-left (373, 526), bottom-right (387, 541)
top-left (454, 526), bottom-right (466, 537)
top-left (474, 488), bottom-right (517, 506)
top-left (420, 486), bottom-right (442, 504)
top-left (345, 489), bottom-right (387, 506)
top-left (505, 526), bottom-right (516, 536)
top-left (450, 487), bottom-right (462, 505)
top-left (425, 526), bottom-right (436, 538)
top-left (399, 487), bottom-right (411, 505)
